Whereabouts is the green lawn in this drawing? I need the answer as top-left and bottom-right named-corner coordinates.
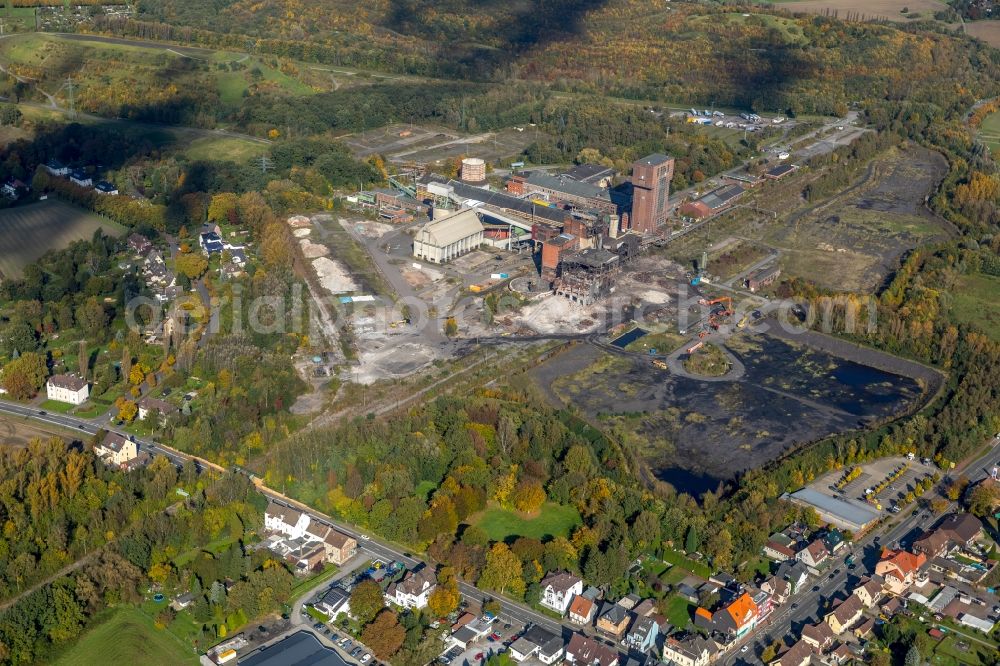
top-left (53, 606), bottom-right (198, 666)
top-left (474, 502), bottom-right (582, 541)
top-left (951, 273), bottom-right (1000, 342)
top-left (183, 136), bottom-right (269, 163)
top-left (661, 594), bottom-right (693, 629)
top-left (290, 565), bottom-right (340, 599)
top-left (39, 399), bottom-right (75, 413)
top-left (662, 550), bottom-right (713, 579)
top-left (978, 111), bottom-right (1000, 152)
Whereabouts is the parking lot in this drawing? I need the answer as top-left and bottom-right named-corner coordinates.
top-left (812, 455), bottom-right (938, 516)
top-left (439, 617), bottom-right (526, 666)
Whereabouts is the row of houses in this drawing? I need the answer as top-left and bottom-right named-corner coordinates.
top-left (263, 501), bottom-right (359, 569)
top-left (44, 160), bottom-right (118, 195)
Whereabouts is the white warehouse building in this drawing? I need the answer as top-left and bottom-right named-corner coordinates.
top-left (412, 208), bottom-right (484, 264)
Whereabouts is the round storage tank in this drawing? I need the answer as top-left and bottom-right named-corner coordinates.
top-left (460, 157), bottom-right (486, 184)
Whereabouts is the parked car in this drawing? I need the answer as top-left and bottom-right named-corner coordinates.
top-left (361, 654), bottom-right (372, 663)
top-left (351, 647), bottom-right (363, 657)
top-left (475, 653), bottom-right (484, 661)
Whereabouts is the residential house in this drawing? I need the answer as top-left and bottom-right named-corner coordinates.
top-left (44, 159), bottom-right (69, 176)
top-left (128, 232), bottom-right (153, 256)
top-left (633, 599), bottom-right (656, 618)
top-left (171, 592), bottom-right (195, 611)
top-left (94, 432), bottom-right (138, 467)
top-left (751, 587), bottom-right (773, 622)
top-left (800, 622), bottom-right (834, 651)
top-left (540, 571), bottom-right (584, 615)
top-left (46, 374), bottom-right (89, 405)
top-left (822, 529), bottom-right (848, 556)
top-left (69, 169), bottom-right (92, 187)
top-left (618, 593), bottom-right (642, 611)
top-left (295, 544), bottom-right (327, 573)
top-left (565, 633), bottom-right (619, 666)
top-left (2, 178), bottom-right (27, 199)
top-left (775, 561), bottom-right (810, 595)
top-left (315, 587), bottom-right (350, 619)
top-left (770, 640), bottom-right (815, 666)
top-left (596, 603), bottom-right (633, 641)
top-left (761, 577), bottom-right (790, 606)
top-left (624, 616), bottom-right (658, 654)
top-left (662, 634), bottom-right (718, 666)
top-left (912, 514), bottom-right (983, 559)
top-left (677, 583), bottom-right (701, 603)
top-left (137, 396), bottom-right (178, 424)
top-left (853, 618), bottom-right (875, 640)
top-left (875, 549), bottom-right (927, 595)
top-left (714, 592), bottom-right (759, 639)
top-left (200, 231), bottom-right (224, 255)
top-left (763, 532), bottom-right (800, 561)
top-left (264, 501), bottom-right (312, 540)
top-left (94, 181), bottom-right (118, 195)
top-left (826, 643), bottom-right (854, 665)
top-left (510, 625), bottom-right (564, 664)
top-left (569, 594), bottom-right (597, 625)
top-left (795, 539), bottom-right (829, 572)
top-left (853, 578), bottom-right (883, 608)
top-left (386, 565), bottom-right (436, 609)
top-left (825, 594), bottom-right (863, 635)
top-left (306, 524), bottom-right (358, 566)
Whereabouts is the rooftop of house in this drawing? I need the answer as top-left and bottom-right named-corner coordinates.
top-left (542, 571), bottom-right (583, 594)
top-left (265, 501), bottom-right (304, 527)
top-left (138, 395), bottom-right (178, 414)
top-left (599, 602), bottom-right (631, 626)
top-left (777, 639), bottom-right (815, 666)
top-left (802, 621), bottom-right (834, 644)
top-left (396, 566), bottom-right (436, 596)
top-left (47, 373), bottom-right (87, 391)
top-left (566, 633), bottom-right (618, 666)
top-left (879, 548), bottom-right (927, 576)
top-left (98, 431), bottom-right (130, 453)
top-left (569, 594), bottom-right (596, 618)
top-left (724, 593), bottom-right (758, 629)
top-left (828, 594), bottom-right (863, 623)
top-left (917, 513), bottom-right (983, 547)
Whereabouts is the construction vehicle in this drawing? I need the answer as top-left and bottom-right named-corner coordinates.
top-left (686, 341), bottom-right (704, 354)
top-left (737, 314), bottom-right (749, 329)
top-left (652, 359), bottom-right (668, 370)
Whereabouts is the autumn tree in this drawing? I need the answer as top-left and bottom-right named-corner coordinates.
top-left (478, 543), bottom-right (524, 597)
top-left (427, 566), bottom-right (460, 618)
top-left (175, 252), bottom-right (209, 280)
top-left (115, 397), bottom-right (138, 423)
top-left (513, 479), bottom-right (546, 514)
top-left (350, 579), bottom-right (385, 626)
top-left (207, 193), bottom-right (239, 224)
top-left (75, 297), bottom-right (107, 340)
top-left (361, 610), bottom-right (405, 660)
top-left (1, 352), bottom-right (47, 400)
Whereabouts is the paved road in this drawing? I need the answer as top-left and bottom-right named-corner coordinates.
top-left (725, 436), bottom-right (1000, 665)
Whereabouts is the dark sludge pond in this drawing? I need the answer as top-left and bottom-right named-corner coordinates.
top-left (541, 334), bottom-right (929, 498)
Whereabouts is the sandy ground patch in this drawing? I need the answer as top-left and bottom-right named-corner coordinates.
top-left (347, 220), bottom-right (397, 239)
top-left (300, 238), bottom-right (330, 258)
top-left (293, 228), bottom-right (311, 238)
top-left (401, 264), bottom-right (444, 288)
top-left (514, 294), bottom-right (607, 334)
top-left (449, 250), bottom-right (494, 273)
top-left (353, 340), bottom-right (442, 384)
top-left (287, 215), bottom-right (312, 228)
top-left (313, 257), bottom-right (358, 294)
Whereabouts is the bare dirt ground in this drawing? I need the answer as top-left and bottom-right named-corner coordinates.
top-left (964, 20), bottom-right (1000, 48)
top-left (0, 416), bottom-right (72, 448)
top-left (770, 0), bottom-right (949, 22)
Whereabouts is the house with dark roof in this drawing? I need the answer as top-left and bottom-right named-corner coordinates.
top-left (137, 396), bottom-right (178, 424)
top-left (853, 578), bottom-right (883, 608)
top-left (795, 539), bottom-right (829, 572)
top-left (94, 431), bottom-right (138, 467)
top-left (596, 602), bottom-right (633, 640)
top-left (46, 374), bottom-right (89, 405)
top-left (662, 633), bottom-right (718, 666)
top-left (761, 576), bottom-right (790, 605)
top-left (800, 622), bottom-right (834, 651)
top-left (128, 233), bottom-right (153, 256)
top-left (305, 524), bottom-right (358, 565)
top-left (386, 565), bottom-right (436, 609)
top-left (94, 180), bottom-right (118, 195)
top-left (264, 501), bottom-right (311, 540)
top-left (770, 640), bottom-right (815, 666)
top-left (775, 560), bottom-right (810, 594)
top-left (565, 633), bottom-right (619, 666)
top-left (509, 625), bottom-right (564, 664)
top-left (315, 586), bottom-right (350, 619)
top-left (540, 571), bottom-right (584, 615)
top-left (825, 594), bottom-right (863, 635)
top-left (69, 169), bottom-right (92, 187)
top-left (912, 514), bottom-right (983, 558)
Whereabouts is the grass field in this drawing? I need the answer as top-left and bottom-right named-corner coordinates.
top-left (0, 414), bottom-right (73, 448)
top-left (977, 111), bottom-right (1000, 152)
top-left (661, 550), bottom-right (713, 579)
top-left (183, 135), bottom-right (270, 162)
top-left (951, 273), bottom-right (1000, 342)
top-left (0, 199), bottom-right (125, 280)
top-left (473, 502), bottom-right (582, 541)
top-left (52, 606), bottom-right (198, 666)
top-left (661, 595), bottom-right (693, 629)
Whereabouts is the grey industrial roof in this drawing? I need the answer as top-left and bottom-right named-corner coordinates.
top-left (424, 175), bottom-right (570, 224)
top-left (697, 184), bottom-right (745, 211)
top-left (563, 163), bottom-right (615, 184)
top-left (789, 488), bottom-right (880, 530)
top-left (766, 164), bottom-right (796, 178)
top-left (241, 631), bottom-right (348, 666)
top-left (525, 172), bottom-right (611, 201)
